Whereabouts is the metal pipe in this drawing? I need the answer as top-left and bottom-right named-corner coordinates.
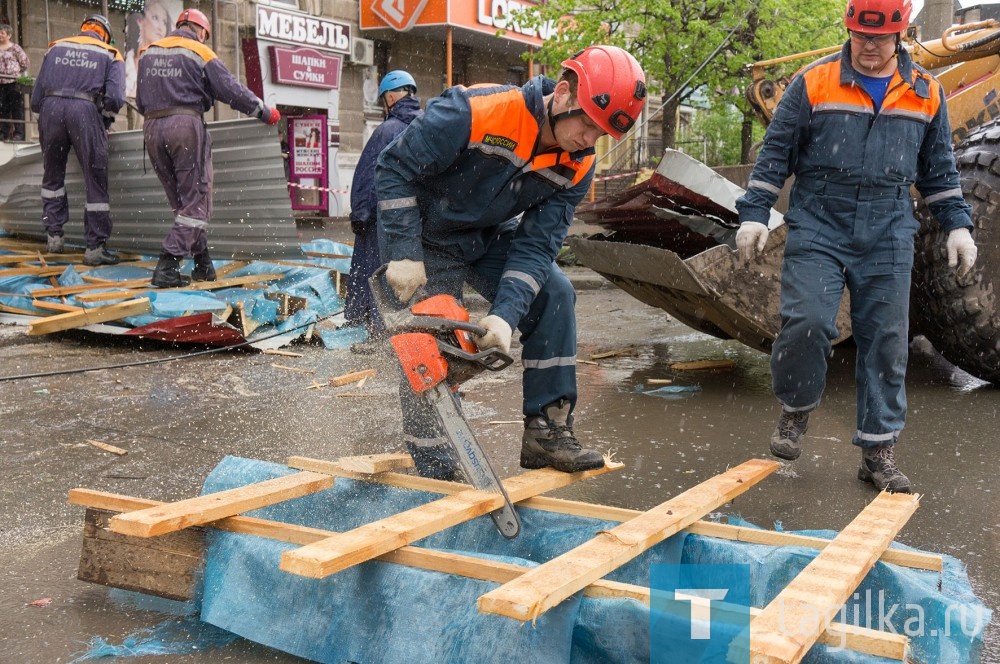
top-left (212, 0), bottom-right (220, 120)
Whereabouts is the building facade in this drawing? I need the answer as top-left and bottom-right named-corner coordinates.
top-left (2, 0), bottom-right (650, 216)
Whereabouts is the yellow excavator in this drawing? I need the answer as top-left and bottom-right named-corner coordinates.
top-left (744, 20), bottom-right (1000, 383)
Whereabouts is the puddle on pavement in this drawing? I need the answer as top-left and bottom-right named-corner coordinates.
top-left (1, 289), bottom-right (996, 662)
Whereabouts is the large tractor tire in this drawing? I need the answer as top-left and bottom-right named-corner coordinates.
top-left (911, 119), bottom-right (1000, 383)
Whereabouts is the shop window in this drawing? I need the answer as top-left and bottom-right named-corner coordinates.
top-left (257, 0), bottom-right (301, 8)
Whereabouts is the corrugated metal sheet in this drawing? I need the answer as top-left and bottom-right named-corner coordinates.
top-left (0, 119), bottom-right (302, 259)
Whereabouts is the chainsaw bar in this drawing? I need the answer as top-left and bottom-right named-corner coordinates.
top-left (426, 383), bottom-right (521, 539)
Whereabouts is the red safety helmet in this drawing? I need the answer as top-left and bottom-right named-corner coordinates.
top-left (176, 8), bottom-right (212, 38)
top-left (81, 14), bottom-right (113, 44)
top-left (845, 0), bottom-right (911, 34)
top-left (561, 46), bottom-right (646, 140)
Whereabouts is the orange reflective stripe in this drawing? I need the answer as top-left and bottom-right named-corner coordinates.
top-left (529, 152), bottom-right (595, 187)
top-left (883, 71), bottom-right (939, 116)
top-left (140, 35), bottom-right (217, 63)
top-left (468, 88), bottom-right (538, 162)
top-left (803, 59), bottom-right (940, 118)
top-left (804, 61), bottom-right (870, 111)
top-left (52, 35), bottom-right (124, 62)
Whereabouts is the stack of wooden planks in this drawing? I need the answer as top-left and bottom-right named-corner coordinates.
top-left (69, 453), bottom-right (931, 663)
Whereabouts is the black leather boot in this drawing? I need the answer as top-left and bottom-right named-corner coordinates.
top-left (191, 249), bottom-right (217, 281)
top-left (151, 253), bottom-right (191, 288)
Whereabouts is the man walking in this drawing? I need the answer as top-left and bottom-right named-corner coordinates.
top-left (376, 46), bottom-right (646, 478)
top-left (31, 15), bottom-right (124, 264)
top-left (735, 0), bottom-right (977, 492)
top-left (136, 8), bottom-right (280, 287)
top-left (345, 70), bottom-right (421, 352)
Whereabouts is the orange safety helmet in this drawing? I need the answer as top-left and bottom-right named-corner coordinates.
top-left (81, 14), bottom-right (113, 44)
top-left (845, 0), bottom-right (911, 34)
top-left (560, 46), bottom-right (646, 140)
top-left (176, 8), bottom-right (212, 38)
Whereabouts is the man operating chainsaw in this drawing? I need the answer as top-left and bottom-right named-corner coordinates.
top-left (375, 46), bottom-right (646, 479)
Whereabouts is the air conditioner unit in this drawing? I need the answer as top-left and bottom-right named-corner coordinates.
top-left (350, 37), bottom-right (375, 66)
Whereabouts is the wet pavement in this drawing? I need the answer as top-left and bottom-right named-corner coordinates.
top-left (0, 258), bottom-right (996, 663)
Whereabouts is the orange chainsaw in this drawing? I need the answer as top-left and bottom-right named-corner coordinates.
top-left (370, 266), bottom-right (521, 539)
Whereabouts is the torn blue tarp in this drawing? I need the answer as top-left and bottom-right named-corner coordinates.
top-left (179, 456), bottom-right (989, 664)
top-left (5, 240), bottom-right (353, 345)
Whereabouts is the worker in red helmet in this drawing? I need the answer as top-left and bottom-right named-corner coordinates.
top-left (375, 45), bottom-right (646, 479)
top-left (136, 7), bottom-right (281, 288)
top-left (735, 0), bottom-right (977, 493)
top-left (30, 14), bottom-right (125, 264)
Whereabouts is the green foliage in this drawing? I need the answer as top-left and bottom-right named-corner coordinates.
top-left (507, 0), bottom-right (847, 163)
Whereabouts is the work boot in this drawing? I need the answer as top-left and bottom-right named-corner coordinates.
top-left (191, 250), bottom-right (217, 282)
top-left (770, 410), bottom-right (810, 460)
top-left (858, 445), bottom-right (912, 493)
top-left (521, 398), bottom-right (605, 472)
top-left (151, 253), bottom-right (191, 288)
top-left (83, 243), bottom-right (120, 266)
top-left (46, 233), bottom-right (65, 253)
top-left (405, 437), bottom-right (459, 481)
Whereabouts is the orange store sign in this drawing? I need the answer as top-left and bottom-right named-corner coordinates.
top-left (362, 0), bottom-right (555, 45)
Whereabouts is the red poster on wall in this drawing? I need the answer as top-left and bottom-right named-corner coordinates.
top-left (288, 115), bottom-right (328, 211)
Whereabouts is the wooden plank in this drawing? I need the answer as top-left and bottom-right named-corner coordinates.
top-left (279, 461), bottom-right (622, 579)
top-left (31, 278), bottom-right (153, 298)
top-left (108, 471), bottom-right (334, 538)
top-left (0, 303), bottom-right (39, 316)
top-left (338, 453), bottom-right (416, 474)
top-left (27, 298), bottom-right (151, 335)
top-left (31, 300), bottom-right (84, 313)
top-left (477, 459), bottom-right (778, 621)
top-left (328, 368), bottom-right (376, 387)
top-left (303, 250), bottom-right (351, 259)
top-left (263, 349), bottom-right (304, 357)
top-left (670, 359), bottom-right (736, 371)
top-left (286, 456), bottom-right (941, 572)
top-left (0, 252), bottom-right (81, 264)
top-left (67, 488), bottom-right (906, 660)
top-left (78, 508), bottom-right (204, 602)
top-left (86, 439), bottom-right (128, 455)
top-left (743, 491), bottom-right (920, 664)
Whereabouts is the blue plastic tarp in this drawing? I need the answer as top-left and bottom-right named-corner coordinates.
top-left (187, 456), bottom-right (990, 664)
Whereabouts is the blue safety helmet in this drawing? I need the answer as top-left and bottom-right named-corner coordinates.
top-left (378, 70), bottom-right (417, 99)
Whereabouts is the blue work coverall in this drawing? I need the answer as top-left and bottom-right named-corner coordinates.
top-left (135, 28), bottom-right (267, 259)
top-left (376, 76), bottom-right (594, 438)
top-left (345, 94), bottom-right (422, 332)
top-left (31, 30), bottom-right (124, 249)
top-left (736, 43), bottom-right (973, 448)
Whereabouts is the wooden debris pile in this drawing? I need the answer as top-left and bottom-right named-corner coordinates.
top-left (69, 452), bottom-right (939, 663)
top-left (0, 237), bottom-right (353, 346)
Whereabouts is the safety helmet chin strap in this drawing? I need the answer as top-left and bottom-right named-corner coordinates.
top-left (547, 95), bottom-right (588, 138)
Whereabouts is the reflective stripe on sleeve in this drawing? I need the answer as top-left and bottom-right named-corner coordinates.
top-left (502, 269), bottom-right (541, 295)
top-left (746, 179), bottom-right (781, 195)
top-left (378, 196), bottom-right (418, 211)
top-left (923, 187), bottom-right (963, 205)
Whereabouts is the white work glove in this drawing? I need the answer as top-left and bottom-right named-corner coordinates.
top-left (735, 222), bottom-right (769, 262)
top-left (475, 315), bottom-right (513, 353)
top-left (385, 259), bottom-right (426, 302)
top-left (946, 227), bottom-right (977, 278)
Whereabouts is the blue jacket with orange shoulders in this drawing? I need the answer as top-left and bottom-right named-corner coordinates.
top-left (375, 75), bottom-right (595, 330)
top-left (737, 42), bottom-right (972, 234)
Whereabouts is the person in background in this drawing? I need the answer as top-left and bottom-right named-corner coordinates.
top-left (31, 15), bottom-right (124, 264)
top-left (0, 23), bottom-right (29, 141)
top-left (124, 0), bottom-right (171, 99)
top-left (136, 7), bottom-right (280, 288)
top-left (345, 69), bottom-right (421, 353)
top-left (376, 46), bottom-right (646, 478)
top-left (735, 0), bottom-right (977, 493)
